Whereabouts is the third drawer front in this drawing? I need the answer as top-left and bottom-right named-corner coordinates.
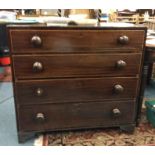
top-left (13, 53), bottom-right (142, 79)
top-left (15, 77), bottom-right (139, 105)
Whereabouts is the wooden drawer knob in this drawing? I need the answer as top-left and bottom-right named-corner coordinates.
top-left (33, 62), bottom-right (43, 72)
top-left (112, 108), bottom-right (121, 117)
top-left (35, 113), bottom-right (45, 123)
top-left (36, 88), bottom-right (43, 96)
top-left (118, 35), bottom-right (129, 45)
top-left (114, 84), bottom-right (124, 94)
top-left (116, 60), bottom-right (127, 69)
top-left (31, 35), bottom-right (42, 47)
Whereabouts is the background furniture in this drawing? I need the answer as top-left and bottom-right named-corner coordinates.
top-left (116, 15), bottom-right (144, 24)
top-left (145, 19), bottom-right (155, 84)
top-left (145, 42), bottom-right (155, 84)
top-left (8, 24), bottom-right (146, 143)
top-left (113, 9), bottom-right (155, 24)
top-left (145, 19), bottom-right (155, 31)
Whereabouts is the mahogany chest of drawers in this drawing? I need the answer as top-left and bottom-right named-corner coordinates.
top-left (7, 25), bottom-right (146, 143)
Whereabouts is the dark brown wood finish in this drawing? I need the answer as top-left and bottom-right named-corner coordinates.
top-left (18, 100), bottom-right (136, 132)
top-left (7, 25), bottom-right (146, 143)
top-left (10, 29), bottom-right (145, 53)
top-left (15, 77), bottom-right (139, 105)
top-left (13, 53), bottom-right (141, 79)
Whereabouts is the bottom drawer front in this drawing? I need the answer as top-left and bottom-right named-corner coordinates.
top-left (18, 100), bottom-right (136, 131)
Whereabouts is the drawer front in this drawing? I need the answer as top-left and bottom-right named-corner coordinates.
top-left (15, 77), bottom-right (139, 105)
top-left (10, 29), bottom-right (145, 53)
top-left (18, 100), bottom-right (136, 131)
top-left (13, 53), bottom-right (141, 79)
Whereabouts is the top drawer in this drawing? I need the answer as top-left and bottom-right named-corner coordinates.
top-left (9, 29), bottom-right (145, 54)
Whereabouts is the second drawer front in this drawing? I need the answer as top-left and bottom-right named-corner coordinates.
top-left (13, 53), bottom-right (141, 79)
top-left (15, 77), bottom-right (139, 105)
top-left (18, 100), bottom-right (136, 131)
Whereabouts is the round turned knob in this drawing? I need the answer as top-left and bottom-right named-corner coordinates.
top-left (112, 108), bottom-right (121, 117)
top-left (118, 35), bottom-right (129, 45)
top-left (114, 84), bottom-right (124, 94)
top-left (116, 60), bottom-right (127, 69)
top-left (33, 62), bottom-right (43, 72)
top-left (36, 88), bottom-right (43, 96)
top-left (35, 113), bottom-right (45, 123)
top-left (31, 35), bottom-right (42, 47)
